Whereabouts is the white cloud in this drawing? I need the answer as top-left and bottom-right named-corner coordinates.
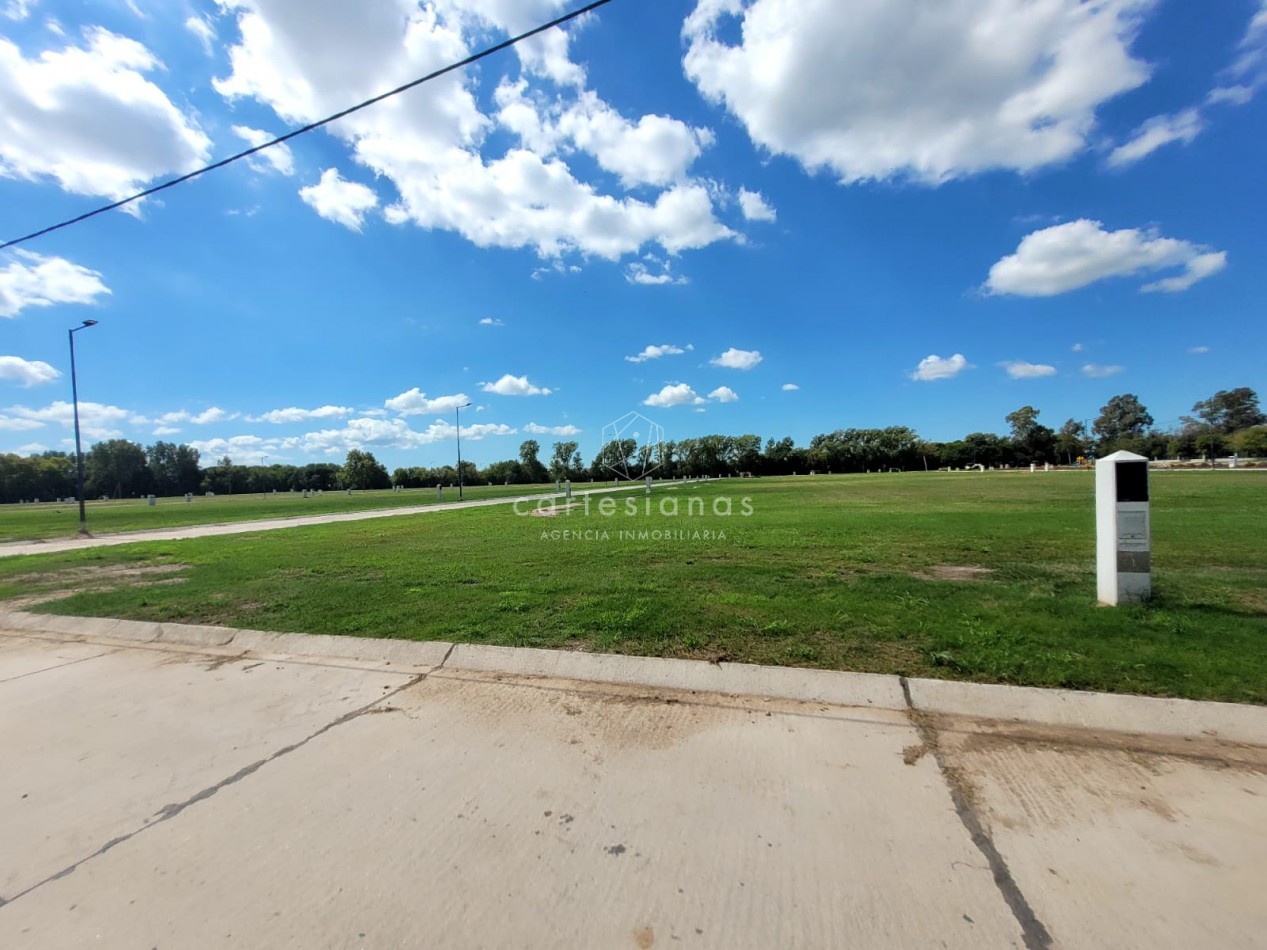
top-left (523, 422), bottom-right (581, 436)
top-left (299, 168), bottom-right (379, 230)
top-left (383, 389), bottom-right (470, 416)
top-left (781, 383), bottom-right (799, 391)
top-left (643, 383), bottom-right (705, 408)
top-left (911, 354), bottom-right (971, 382)
top-left (187, 433), bottom-right (269, 459)
top-left (737, 187), bottom-right (776, 222)
top-left (232, 125), bottom-right (295, 176)
top-left (0, 413), bottom-right (44, 431)
top-left (0, 355), bottom-right (60, 386)
top-left (708, 385), bottom-right (739, 403)
top-left (255, 415), bottom-right (517, 458)
top-left (3, 400), bottom-right (146, 438)
top-left (158, 407), bottom-right (234, 426)
top-left (1140, 251), bottom-right (1228, 293)
top-left (985, 219), bottom-right (1227, 296)
top-left (250, 405), bottom-right (354, 424)
top-left (1082, 363), bottom-right (1124, 378)
top-left (1072, 342), bottom-right (1085, 352)
top-left (625, 343), bottom-right (687, 363)
top-left (3, 0), bottom-right (35, 22)
top-left (152, 425), bottom-right (182, 436)
top-left (432, 0), bottom-right (587, 87)
top-left (1207, 85), bottom-right (1255, 106)
top-left (1107, 108), bottom-right (1202, 167)
top-left (0, 251), bottom-right (111, 318)
top-left (0, 28), bottom-right (211, 201)
top-left (683, 0), bottom-right (1151, 185)
top-left (212, 1), bottom-right (735, 266)
top-left (496, 81), bottom-right (714, 188)
top-left (624, 261), bottom-right (689, 285)
top-left (1000, 360), bottom-right (1057, 379)
top-left (1230, 0), bottom-right (1267, 82)
top-left (185, 14), bottom-right (216, 55)
top-left (480, 374), bottom-right (552, 397)
top-left (710, 347), bottom-right (763, 370)
top-left (15, 442), bottom-right (49, 454)
top-left (479, 317), bottom-right (504, 326)
top-left (1188, 345), bottom-right (1210, 354)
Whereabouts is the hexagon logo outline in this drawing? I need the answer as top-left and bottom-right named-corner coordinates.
top-left (599, 410), bottom-right (665, 480)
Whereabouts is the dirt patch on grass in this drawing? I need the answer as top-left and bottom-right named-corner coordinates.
top-left (914, 564), bottom-right (993, 582)
top-left (1234, 588), bottom-right (1267, 615)
top-left (527, 503), bottom-right (579, 518)
top-left (4, 563), bottom-right (189, 608)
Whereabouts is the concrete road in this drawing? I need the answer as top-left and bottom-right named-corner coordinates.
top-left (1, 631), bottom-right (1264, 949)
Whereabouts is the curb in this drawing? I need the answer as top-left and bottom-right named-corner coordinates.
top-left (2, 610), bottom-right (1264, 747)
top-left (903, 677), bottom-right (1267, 747)
top-left (444, 643), bottom-right (904, 709)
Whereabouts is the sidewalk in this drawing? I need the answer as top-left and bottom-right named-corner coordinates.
top-left (1, 612), bottom-right (1264, 948)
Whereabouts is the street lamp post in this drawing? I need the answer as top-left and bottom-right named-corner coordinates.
top-left (68, 319), bottom-right (99, 534)
top-left (455, 401), bottom-right (472, 500)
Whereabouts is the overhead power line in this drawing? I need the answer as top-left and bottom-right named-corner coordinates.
top-left (0, 0), bottom-right (614, 252)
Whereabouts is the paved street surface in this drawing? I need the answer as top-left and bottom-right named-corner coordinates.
top-left (1, 630), bottom-right (1264, 949)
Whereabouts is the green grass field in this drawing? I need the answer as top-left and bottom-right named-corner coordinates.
top-left (2, 472), bottom-right (1264, 703)
top-left (0, 481), bottom-right (584, 542)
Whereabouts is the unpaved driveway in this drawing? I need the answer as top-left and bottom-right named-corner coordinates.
top-left (1, 629), bottom-right (1264, 948)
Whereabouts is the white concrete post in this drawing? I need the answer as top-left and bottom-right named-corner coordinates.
top-left (147, 495), bottom-right (156, 506)
top-left (1096, 450), bottom-right (1151, 605)
top-left (645, 475), bottom-right (652, 492)
top-left (436, 485), bottom-right (442, 501)
top-left (565, 479), bottom-right (572, 499)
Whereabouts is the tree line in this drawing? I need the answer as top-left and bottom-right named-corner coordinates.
top-left (2, 387), bottom-right (1262, 504)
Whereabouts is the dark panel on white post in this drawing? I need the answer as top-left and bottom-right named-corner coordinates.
top-left (1096, 450), bottom-right (1151, 605)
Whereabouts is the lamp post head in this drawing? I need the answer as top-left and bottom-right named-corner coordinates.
top-left (460, 401), bottom-right (472, 409)
top-left (82, 319), bottom-right (98, 327)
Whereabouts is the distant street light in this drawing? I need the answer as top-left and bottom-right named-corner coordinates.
top-left (68, 319), bottom-right (99, 534)
top-left (456, 401), bottom-right (473, 500)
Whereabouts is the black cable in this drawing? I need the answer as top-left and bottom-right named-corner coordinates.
top-left (0, 0), bottom-right (614, 252)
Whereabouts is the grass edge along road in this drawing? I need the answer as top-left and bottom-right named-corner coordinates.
top-left (0, 481), bottom-right (621, 544)
top-left (2, 472), bottom-right (1264, 705)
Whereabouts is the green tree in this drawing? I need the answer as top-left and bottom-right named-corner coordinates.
top-left (548, 441), bottom-right (579, 481)
top-left (518, 439), bottom-right (548, 483)
top-left (1055, 419), bottom-right (1088, 464)
top-left (340, 450), bottom-right (390, 490)
top-left (1189, 387), bottom-right (1265, 435)
top-left (732, 434), bottom-right (762, 474)
top-left (1233, 426), bottom-right (1267, 458)
top-left (1093, 394), bottom-right (1154, 453)
top-left (147, 441), bottom-right (201, 496)
top-left (962, 432), bottom-right (1008, 468)
top-left (85, 440), bottom-right (148, 498)
top-left (591, 438), bottom-right (637, 479)
top-left (481, 459), bottom-right (522, 485)
top-left (1005, 406), bottom-right (1055, 463)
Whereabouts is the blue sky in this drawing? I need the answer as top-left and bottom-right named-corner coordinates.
top-left (1, 0), bottom-right (1264, 469)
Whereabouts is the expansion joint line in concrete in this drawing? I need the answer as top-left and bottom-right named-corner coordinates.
top-left (0, 669), bottom-right (430, 910)
top-left (0, 648), bottom-right (117, 685)
top-left (899, 676), bottom-right (1053, 950)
